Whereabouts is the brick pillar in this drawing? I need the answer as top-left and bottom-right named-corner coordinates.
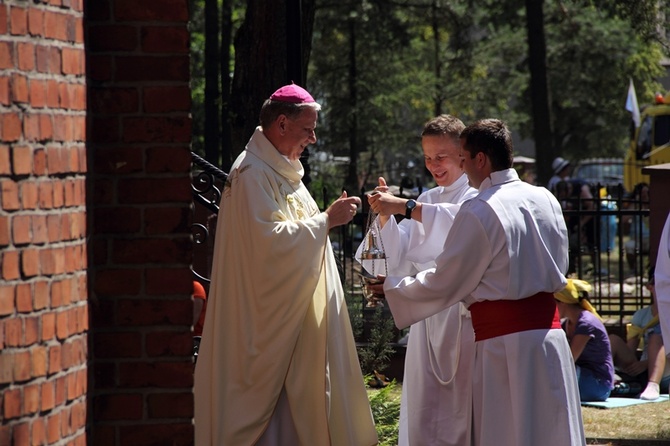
top-left (85, 0), bottom-right (194, 444)
top-left (0, 1), bottom-right (88, 445)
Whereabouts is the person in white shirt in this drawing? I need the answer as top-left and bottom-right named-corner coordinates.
top-left (357, 114), bottom-right (478, 445)
top-left (383, 119), bottom-right (585, 446)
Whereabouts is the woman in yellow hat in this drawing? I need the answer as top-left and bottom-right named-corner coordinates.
top-left (555, 279), bottom-right (615, 401)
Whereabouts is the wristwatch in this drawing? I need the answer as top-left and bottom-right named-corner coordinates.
top-left (405, 199), bottom-right (417, 219)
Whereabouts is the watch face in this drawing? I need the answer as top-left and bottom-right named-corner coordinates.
top-left (405, 199), bottom-right (416, 218)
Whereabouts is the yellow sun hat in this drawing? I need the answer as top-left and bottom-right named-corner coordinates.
top-left (554, 279), bottom-right (602, 320)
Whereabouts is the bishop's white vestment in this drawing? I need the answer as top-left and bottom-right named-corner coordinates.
top-left (194, 127), bottom-right (377, 446)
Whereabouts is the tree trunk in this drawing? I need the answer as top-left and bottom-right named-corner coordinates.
top-left (204, 0), bottom-right (220, 165)
top-left (220, 0), bottom-right (233, 172)
top-left (230, 0), bottom-right (316, 161)
top-left (525, 0), bottom-right (554, 185)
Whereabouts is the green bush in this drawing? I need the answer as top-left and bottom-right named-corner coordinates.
top-left (367, 378), bottom-right (401, 445)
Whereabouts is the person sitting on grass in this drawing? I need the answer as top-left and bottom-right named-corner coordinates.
top-left (609, 267), bottom-right (670, 400)
top-left (555, 279), bottom-right (615, 402)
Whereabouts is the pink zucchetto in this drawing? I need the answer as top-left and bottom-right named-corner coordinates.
top-left (269, 83), bottom-right (316, 104)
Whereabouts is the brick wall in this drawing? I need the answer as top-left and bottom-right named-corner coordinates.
top-left (85, 0), bottom-right (194, 445)
top-left (0, 0), bottom-right (88, 445)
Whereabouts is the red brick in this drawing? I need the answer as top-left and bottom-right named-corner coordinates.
top-left (41, 381), bottom-right (55, 412)
top-left (21, 248), bottom-right (40, 278)
top-left (144, 207), bottom-right (189, 234)
top-left (146, 146), bottom-right (191, 173)
top-left (21, 181), bottom-right (38, 210)
top-left (34, 280), bottom-right (49, 310)
top-left (47, 214), bottom-right (61, 242)
top-left (9, 7), bottom-right (27, 35)
top-left (116, 0), bottom-right (188, 21)
top-left (2, 249), bottom-right (20, 280)
top-left (11, 73), bottom-right (28, 103)
top-left (118, 177), bottom-right (192, 204)
top-left (39, 181), bottom-right (53, 208)
top-left (94, 269), bottom-right (141, 295)
top-left (11, 145), bottom-right (31, 175)
top-left (71, 400), bottom-right (86, 431)
top-left (55, 375), bottom-right (65, 406)
top-left (1, 112), bottom-right (22, 141)
top-left (24, 383), bottom-right (40, 414)
top-left (48, 344), bottom-right (61, 374)
top-left (16, 282), bottom-right (32, 312)
top-left (29, 79), bottom-right (46, 108)
top-left (32, 345), bottom-right (47, 377)
top-left (4, 317), bottom-right (21, 346)
top-left (24, 315), bottom-right (38, 345)
top-left (118, 298), bottom-right (191, 326)
top-left (0, 284), bottom-right (15, 316)
top-left (3, 388), bottom-right (21, 418)
top-left (93, 394), bottom-right (143, 420)
top-left (142, 26), bottom-right (189, 54)
top-left (50, 178), bottom-right (64, 208)
top-left (13, 350), bottom-right (31, 381)
top-left (0, 77), bottom-right (8, 106)
top-left (90, 87), bottom-right (139, 114)
top-left (0, 6), bottom-right (7, 35)
top-left (56, 309), bottom-right (69, 339)
top-left (23, 114), bottom-right (39, 141)
top-left (1, 179), bottom-right (20, 210)
top-left (40, 113), bottom-right (53, 140)
top-left (17, 42), bottom-right (35, 71)
top-left (72, 84), bottom-right (86, 111)
top-left (116, 56), bottom-right (189, 83)
top-left (88, 55), bottom-right (112, 82)
top-left (12, 215), bottom-right (31, 245)
top-left (0, 215), bottom-right (8, 246)
top-left (31, 214), bottom-right (47, 243)
top-left (42, 311), bottom-right (55, 341)
top-left (146, 331), bottom-right (192, 357)
top-left (36, 45), bottom-right (50, 73)
top-left (46, 412), bottom-right (61, 444)
top-left (34, 147), bottom-right (46, 175)
top-left (94, 332), bottom-right (142, 358)
top-left (143, 86), bottom-right (190, 114)
top-left (31, 418), bottom-right (46, 446)
top-left (148, 392), bottom-right (193, 418)
top-left (62, 47), bottom-right (83, 75)
top-left (146, 267), bottom-right (192, 295)
top-left (46, 79), bottom-right (59, 106)
top-left (28, 8), bottom-right (44, 36)
top-left (0, 351), bottom-right (13, 384)
top-left (119, 361), bottom-right (193, 388)
top-left (12, 423), bottom-right (29, 445)
top-left (88, 25), bottom-right (138, 52)
top-left (119, 423), bottom-right (193, 446)
top-left (44, 11), bottom-right (67, 41)
top-left (0, 42), bottom-right (12, 70)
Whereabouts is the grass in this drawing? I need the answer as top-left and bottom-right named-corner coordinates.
top-left (582, 404), bottom-right (670, 442)
top-left (369, 384), bottom-right (670, 444)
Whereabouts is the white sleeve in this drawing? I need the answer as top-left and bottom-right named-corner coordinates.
top-left (383, 209), bottom-right (493, 328)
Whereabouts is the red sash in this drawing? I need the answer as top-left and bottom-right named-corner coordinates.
top-left (468, 292), bottom-right (561, 341)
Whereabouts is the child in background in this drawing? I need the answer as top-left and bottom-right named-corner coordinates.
top-left (555, 279), bottom-right (615, 402)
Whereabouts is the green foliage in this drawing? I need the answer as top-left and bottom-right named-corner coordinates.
top-left (358, 307), bottom-right (396, 374)
top-left (367, 379), bottom-right (401, 446)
